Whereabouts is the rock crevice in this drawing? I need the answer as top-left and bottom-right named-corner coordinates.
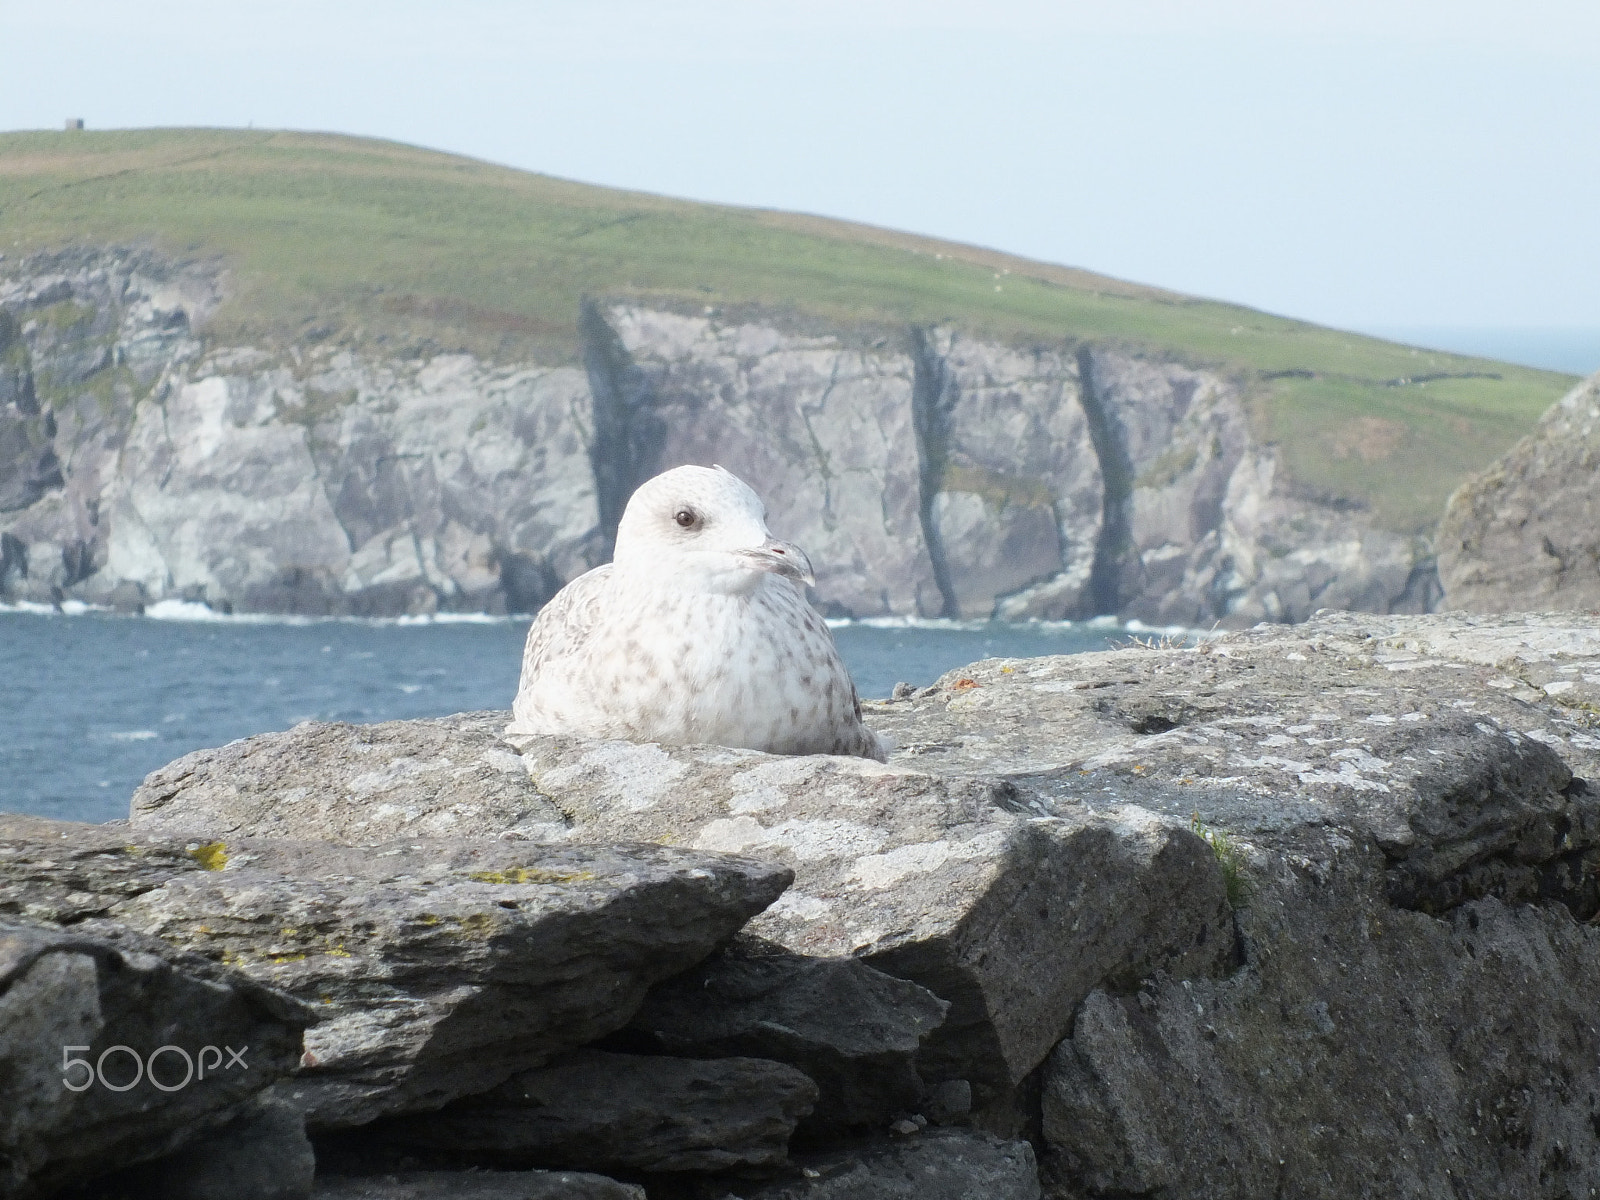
top-left (908, 326), bottom-right (961, 619)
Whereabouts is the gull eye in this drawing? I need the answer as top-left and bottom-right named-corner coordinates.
top-left (673, 507), bottom-right (698, 529)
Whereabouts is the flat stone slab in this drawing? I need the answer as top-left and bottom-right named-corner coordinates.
top-left (3, 816), bottom-right (790, 1129)
top-left (132, 729), bottom-right (1230, 1098)
top-left (132, 714), bottom-right (566, 843)
top-left (868, 610), bottom-right (1600, 913)
top-left (311, 1170), bottom-right (643, 1200)
top-left (624, 937), bottom-right (948, 1135)
top-left (743, 1129), bottom-right (1041, 1200)
top-left (383, 1049), bottom-right (818, 1174)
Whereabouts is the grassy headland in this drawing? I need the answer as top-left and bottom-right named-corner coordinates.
top-left (0, 127), bottom-right (1575, 534)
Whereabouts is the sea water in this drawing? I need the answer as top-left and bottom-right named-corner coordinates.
top-left (0, 605), bottom-right (1156, 824)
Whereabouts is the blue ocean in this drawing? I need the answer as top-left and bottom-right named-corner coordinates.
top-left (0, 605), bottom-right (1140, 825)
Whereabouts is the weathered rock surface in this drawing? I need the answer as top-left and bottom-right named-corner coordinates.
top-left (379, 1049), bottom-right (818, 1174)
top-left (0, 913), bottom-right (311, 1200)
top-left (913, 332), bottom-right (1102, 621)
top-left (622, 937), bottom-right (949, 1136)
top-left (312, 1170), bottom-right (644, 1200)
top-left (0, 249), bottom-right (598, 616)
top-left (866, 610), bottom-right (1600, 1198)
top-left (2, 815), bottom-right (791, 1130)
top-left (1440, 369), bottom-right (1600, 612)
top-left (94, 1098), bottom-right (316, 1200)
top-left (740, 1129), bottom-right (1042, 1200)
top-left (131, 713), bottom-right (566, 843)
top-left (869, 612), bottom-right (1600, 918)
top-left (1041, 893), bottom-right (1600, 1199)
top-left (134, 724), bottom-right (1233, 1107)
top-left (120, 611), bottom-right (1600, 1197)
top-left (2, 248), bottom-right (1443, 624)
top-left (597, 304), bottom-right (940, 616)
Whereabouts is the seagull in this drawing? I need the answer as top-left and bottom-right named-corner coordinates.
top-left (506, 465), bottom-right (887, 761)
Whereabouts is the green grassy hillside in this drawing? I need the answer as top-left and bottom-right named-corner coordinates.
top-left (0, 127), bottom-right (1575, 534)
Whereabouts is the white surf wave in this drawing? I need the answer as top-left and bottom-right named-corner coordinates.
top-left (3, 599), bottom-right (1202, 640)
top-left (0, 600), bottom-right (526, 627)
top-left (824, 614), bottom-right (1203, 639)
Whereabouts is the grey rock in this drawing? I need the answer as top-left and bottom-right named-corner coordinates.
top-left (0, 249), bottom-right (599, 615)
top-left (2, 248), bottom-right (1453, 623)
top-left (106, 838), bottom-right (791, 1128)
top-left (111, 1097), bottom-right (315, 1200)
top-left (131, 713), bottom-right (566, 842)
top-left (863, 610), bottom-right (1600, 1198)
top-left (2, 815), bottom-right (790, 1130)
top-left (0, 915), bottom-right (310, 1200)
top-left (623, 937), bottom-right (950, 1134)
top-left (1079, 346), bottom-right (1436, 625)
top-left (1, 811), bottom-right (210, 923)
top-left (599, 305), bottom-right (940, 616)
top-left (1039, 894), bottom-right (1600, 1200)
top-left (0, 312), bottom-right (60, 515)
top-left (487, 737), bottom-right (1232, 1107)
top-left (116, 610), bottom-right (1600, 1196)
top-left (912, 329), bottom-right (1102, 620)
top-left (868, 610), bottom-right (1600, 906)
top-left (136, 723), bottom-right (1232, 1106)
top-left (311, 1170), bottom-right (644, 1200)
top-left (381, 1049), bottom-right (817, 1174)
top-left (1439, 369), bottom-right (1600, 611)
top-left (740, 1129), bottom-right (1041, 1200)
top-left (920, 1078), bottom-right (973, 1125)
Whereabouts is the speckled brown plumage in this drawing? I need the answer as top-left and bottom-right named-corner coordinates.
top-left (508, 466), bottom-right (886, 761)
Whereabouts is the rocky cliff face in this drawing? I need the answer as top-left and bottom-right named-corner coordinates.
top-left (1439, 370), bottom-right (1600, 612)
top-left (20, 610), bottom-right (1591, 1199)
top-left (0, 248), bottom-right (1437, 623)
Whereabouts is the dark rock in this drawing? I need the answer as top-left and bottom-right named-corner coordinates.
top-left (0, 919), bottom-right (310, 1200)
top-left (741, 1129), bottom-right (1040, 1199)
top-left (1040, 892), bottom-right (1600, 1200)
top-left (2, 815), bottom-right (792, 1129)
top-left (97, 1097), bottom-right (315, 1200)
top-left (920, 1079), bottom-right (973, 1125)
top-left (383, 1049), bottom-right (818, 1174)
top-left (311, 1170), bottom-right (644, 1199)
top-left (623, 937), bottom-right (948, 1135)
top-left (107, 579), bottom-right (145, 614)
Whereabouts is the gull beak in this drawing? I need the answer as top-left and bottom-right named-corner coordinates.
top-left (742, 538), bottom-right (815, 586)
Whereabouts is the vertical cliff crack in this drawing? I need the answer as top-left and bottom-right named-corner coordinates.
top-left (909, 327), bottom-right (960, 619)
top-left (1077, 344), bottom-right (1135, 616)
top-left (578, 300), bottom-right (660, 558)
top-left (797, 357), bottom-right (843, 522)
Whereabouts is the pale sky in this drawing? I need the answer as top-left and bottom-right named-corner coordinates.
top-left (2, 0), bottom-right (1598, 336)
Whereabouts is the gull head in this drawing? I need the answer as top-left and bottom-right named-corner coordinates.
top-left (613, 465), bottom-right (815, 594)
